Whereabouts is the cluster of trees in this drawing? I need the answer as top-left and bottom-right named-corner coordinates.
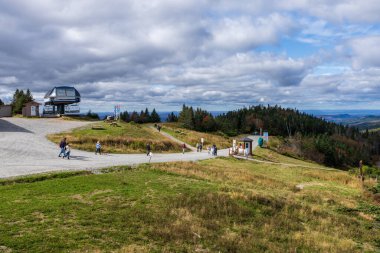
top-left (177, 105), bottom-right (217, 132)
top-left (11, 89), bottom-right (34, 114)
top-left (166, 112), bottom-right (178, 122)
top-left (120, 108), bottom-right (161, 123)
top-left (86, 110), bottom-right (100, 120)
top-left (177, 104), bottom-right (380, 168)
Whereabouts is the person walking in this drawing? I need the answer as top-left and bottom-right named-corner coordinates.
top-left (58, 138), bottom-right (67, 157)
top-left (196, 143), bottom-right (199, 152)
top-left (199, 143), bottom-right (203, 152)
top-left (182, 143), bottom-right (186, 154)
top-left (63, 143), bottom-right (71, 159)
top-left (95, 141), bottom-right (102, 155)
top-left (359, 160), bottom-right (364, 182)
top-left (146, 143), bottom-right (151, 156)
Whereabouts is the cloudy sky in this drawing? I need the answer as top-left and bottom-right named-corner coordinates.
top-left (0, 0), bottom-right (380, 112)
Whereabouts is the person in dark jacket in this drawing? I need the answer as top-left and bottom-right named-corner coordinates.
top-left (146, 143), bottom-right (151, 156)
top-left (58, 138), bottom-right (67, 157)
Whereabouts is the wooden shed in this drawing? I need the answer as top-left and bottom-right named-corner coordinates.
top-left (22, 101), bottom-right (41, 117)
top-left (0, 105), bottom-right (12, 117)
top-left (239, 137), bottom-right (253, 156)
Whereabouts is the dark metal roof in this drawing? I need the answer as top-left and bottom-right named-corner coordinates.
top-left (44, 86), bottom-right (81, 98)
top-left (240, 137), bottom-right (253, 142)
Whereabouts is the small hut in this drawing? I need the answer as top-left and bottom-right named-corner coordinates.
top-left (22, 101), bottom-right (41, 117)
top-left (0, 105), bottom-right (12, 117)
top-left (238, 137), bottom-right (253, 156)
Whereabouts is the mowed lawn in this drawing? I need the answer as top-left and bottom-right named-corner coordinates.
top-left (48, 121), bottom-right (184, 154)
top-left (0, 151), bottom-right (379, 252)
top-left (161, 123), bottom-right (232, 149)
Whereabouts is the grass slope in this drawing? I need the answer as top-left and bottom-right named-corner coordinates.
top-left (161, 123), bottom-right (232, 148)
top-left (48, 121), bottom-right (183, 154)
top-left (0, 150), bottom-right (379, 252)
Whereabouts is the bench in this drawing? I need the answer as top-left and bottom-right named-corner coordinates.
top-left (92, 125), bottom-right (105, 130)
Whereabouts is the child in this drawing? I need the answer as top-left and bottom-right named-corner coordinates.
top-left (95, 141), bottom-right (101, 155)
top-left (63, 143), bottom-right (71, 159)
top-left (182, 143), bottom-right (186, 154)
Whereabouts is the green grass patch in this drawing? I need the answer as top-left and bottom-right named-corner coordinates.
top-left (0, 157), bottom-right (379, 252)
top-left (47, 121), bottom-right (183, 154)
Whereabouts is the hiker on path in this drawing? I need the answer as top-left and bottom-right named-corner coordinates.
top-left (63, 143), bottom-right (71, 159)
top-left (58, 138), bottom-right (67, 157)
top-left (95, 141), bottom-right (102, 155)
top-left (196, 143), bottom-right (199, 152)
top-left (213, 144), bottom-right (218, 156)
top-left (146, 143), bottom-right (151, 156)
top-left (148, 151), bottom-right (153, 162)
top-left (182, 143), bottom-right (186, 154)
top-left (199, 143), bottom-right (203, 152)
top-left (359, 160), bottom-right (364, 182)
top-left (207, 146), bottom-right (211, 155)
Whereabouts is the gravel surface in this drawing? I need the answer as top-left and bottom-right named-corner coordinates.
top-left (0, 118), bottom-right (227, 178)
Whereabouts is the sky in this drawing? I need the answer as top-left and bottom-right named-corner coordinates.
top-left (0, 0), bottom-right (380, 112)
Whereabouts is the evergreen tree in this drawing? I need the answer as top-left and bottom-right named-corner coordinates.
top-left (166, 112), bottom-right (178, 122)
top-left (178, 104), bottom-right (194, 129)
top-left (0, 98), bottom-right (4, 106)
top-left (130, 111), bottom-right (139, 123)
top-left (120, 110), bottom-right (130, 122)
top-left (150, 108), bottom-right (161, 123)
top-left (25, 89), bottom-right (33, 103)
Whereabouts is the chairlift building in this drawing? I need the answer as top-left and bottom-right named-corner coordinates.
top-left (43, 86), bottom-right (81, 115)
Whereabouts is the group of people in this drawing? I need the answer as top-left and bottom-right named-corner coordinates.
top-left (196, 142), bottom-right (203, 152)
top-left (58, 138), bottom-right (71, 159)
top-left (154, 124), bottom-right (162, 132)
top-left (58, 138), bottom-right (102, 159)
top-left (208, 144), bottom-right (218, 156)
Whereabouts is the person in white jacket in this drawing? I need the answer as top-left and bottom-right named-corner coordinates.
top-left (63, 143), bottom-right (71, 160)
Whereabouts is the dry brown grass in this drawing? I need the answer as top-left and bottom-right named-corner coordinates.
top-left (162, 122), bottom-right (232, 148)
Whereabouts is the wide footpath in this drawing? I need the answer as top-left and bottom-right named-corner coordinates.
top-left (0, 118), bottom-right (228, 178)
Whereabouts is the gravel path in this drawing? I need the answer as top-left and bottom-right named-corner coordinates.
top-left (0, 118), bottom-right (227, 178)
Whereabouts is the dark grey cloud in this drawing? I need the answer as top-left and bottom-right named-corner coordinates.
top-left (0, 0), bottom-right (379, 110)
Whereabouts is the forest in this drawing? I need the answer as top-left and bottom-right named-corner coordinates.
top-left (176, 104), bottom-right (380, 169)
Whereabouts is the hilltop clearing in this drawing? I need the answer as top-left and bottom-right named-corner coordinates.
top-left (0, 149), bottom-right (378, 252)
top-left (161, 122), bottom-right (231, 148)
top-left (48, 121), bottom-right (184, 154)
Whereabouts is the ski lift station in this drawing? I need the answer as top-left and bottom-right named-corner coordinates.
top-left (43, 86), bottom-right (81, 116)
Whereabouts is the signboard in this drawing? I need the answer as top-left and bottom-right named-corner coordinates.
top-left (263, 132), bottom-right (269, 142)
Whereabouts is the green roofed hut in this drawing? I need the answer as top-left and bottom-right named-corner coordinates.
top-left (43, 86), bottom-right (81, 116)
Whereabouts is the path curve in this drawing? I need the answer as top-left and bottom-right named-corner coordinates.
top-left (148, 125), bottom-right (197, 151)
top-left (0, 118), bottom-right (228, 178)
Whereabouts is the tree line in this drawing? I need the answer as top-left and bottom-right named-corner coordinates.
top-left (119, 108), bottom-right (161, 123)
top-left (176, 104), bottom-right (380, 168)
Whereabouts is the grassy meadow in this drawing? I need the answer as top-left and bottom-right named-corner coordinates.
top-left (161, 123), bottom-right (232, 148)
top-left (47, 121), bottom-right (184, 154)
top-left (0, 150), bottom-right (379, 252)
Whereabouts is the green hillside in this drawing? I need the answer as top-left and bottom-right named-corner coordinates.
top-left (47, 121), bottom-right (184, 153)
top-left (0, 150), bottom-right (378, 252)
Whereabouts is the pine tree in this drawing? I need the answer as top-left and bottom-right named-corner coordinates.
top-left (166, 112), bottom-right (178, 122)
top-left (150, 108), bottom-right (161, 123)
top-left (0, 98), bottom-right (4, 106)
